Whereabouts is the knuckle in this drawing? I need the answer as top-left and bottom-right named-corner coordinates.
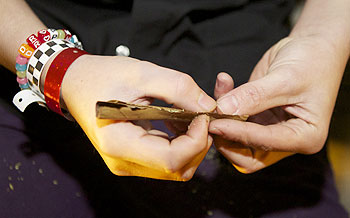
top-left (241, 83), bottom-right (266, 109)
top-left (175, 73), bottom-right (195, 96)
top-left (104, 161), bottom-right (128, 176)
top-left (277, 72), bottom-right (301, 96)
top-left (109, 168), bottom-right (124, 176)
top-left (304, 129), bottom-right (328, 155)
top-left (98, 139), bottom-right (115, 156)
top-left (162, 154), bottom-right (178, 173)
top-left (164, 163), bottom-right (177, 174)
top-left (239, 133), bottom-right (250, 147)
top-left (136, 60), bottom-right (157, 74)
top-left (233, 161), bottom-right (262, 174)
top-left (236, 123), bottom-right (252, 147)
top-left (240, 167), bottom-right (257, 174)
top-left (296, 124), bottom-right (328, 155)
top-left (96, 130), bottom-right (121, 158)
top-left (193, 137), bottom-right (209, 153)
top-left (138, 60), bottom-right (154, 69)
top-left (180, 172), bottom-right (195, 181)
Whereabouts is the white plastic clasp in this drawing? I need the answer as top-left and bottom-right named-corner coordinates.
top-left (13, 89), bottom-right (45, 112)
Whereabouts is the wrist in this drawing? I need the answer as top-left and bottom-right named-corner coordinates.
top-left (289, 0), bottom-right (350, 58)
top-left (44, 48), bottom-right (88, 118)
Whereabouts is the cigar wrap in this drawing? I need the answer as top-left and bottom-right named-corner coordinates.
top-left (96, 100), bottom-right (248, 122)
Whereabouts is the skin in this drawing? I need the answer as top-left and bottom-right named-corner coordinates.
top-left (61, 55), bottom-right (216, 180)
top-left (0, 0), bottom-right (217, 181)
top-left (209, 0), bottom-right (350, 173)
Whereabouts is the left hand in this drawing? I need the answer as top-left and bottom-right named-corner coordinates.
top-left (209, 36), bottom-right (348, 173)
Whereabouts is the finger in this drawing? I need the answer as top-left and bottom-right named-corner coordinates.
top-left (176, 140), bottom-right (212, 181)
top-left (209, 118), bottom-right (323, 154)
top-left (215, 141), bottom-right (293, 173)
top-left (214, 72), bottom-right (234, 100)
top-left (216, 73), bottom-right (293, 116)
top-left (102, 143), bottom-right (211, 181)
top-left (142, 63), bottom-right (216, 112)
top-left (169, 115), bottom-right (211, 171)
top-left (98, 115), bottom-right (211, 173)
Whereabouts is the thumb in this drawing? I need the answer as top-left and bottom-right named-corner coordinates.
top-left (216, 74), bottom-right (291, 115)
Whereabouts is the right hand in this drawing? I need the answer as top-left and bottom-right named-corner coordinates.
top-left (60, 55), bottom-right (216, 181)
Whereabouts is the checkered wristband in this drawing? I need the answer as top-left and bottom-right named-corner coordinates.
top-left (13, 29), bottom-right (85, 117)
top-left (27, 39), bottom-right (76, 99)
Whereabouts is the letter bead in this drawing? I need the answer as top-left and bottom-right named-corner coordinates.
top-left (18, 44), bottom-right (34, 58)
top-left (48, 29), bottom-right (58, 39)
top-left (26, 34), bottom-right (42, 49)
top-left (63, 29), bottom-right (72, 40)
top-left (37, 30), bottom-right (51, 43)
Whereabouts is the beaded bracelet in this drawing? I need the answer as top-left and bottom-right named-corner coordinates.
top-left (13, 28), bottom-right (85, 117)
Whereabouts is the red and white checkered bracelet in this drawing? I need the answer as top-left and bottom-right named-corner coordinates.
top-left (13, 28), bottom-right (86, 119)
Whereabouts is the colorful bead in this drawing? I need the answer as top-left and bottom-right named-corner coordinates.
top-left (56, 29), bottom-right (66, 39)
top-left (37, 29), bottom-right (51, 43)
top-left (15, 63), bottom-right (27, 71)
top-left (26, 34), bottom-right (42, 49)
top-left (19, 83), bottom-right (30, 89)
top-left (18, 43), bottom-right (34, 58)
top-left (16, 55), bottom-right (28, 65)
top-left (70, 35), bottom-right (83, 49)
top-left (13, 28), bottom-right (86, 116)
top-left (16, 77), bottom-right (28, 85)
top-left (48, 29), bottom-right (58, 39)
top-left (16, 70), bottom-right (26, 78)
top-left (63, 29), bottom-right (72, 40)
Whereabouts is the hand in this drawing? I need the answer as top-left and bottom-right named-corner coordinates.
top-left (209, 36), bottom-right (347, 173)
top-left (60, 55), bottom-right (216, 181)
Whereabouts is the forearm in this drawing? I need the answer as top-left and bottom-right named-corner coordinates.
top-left (0, 0), bottom-right (46, 72)
top-left (290, 0), bottom-right (350, 61)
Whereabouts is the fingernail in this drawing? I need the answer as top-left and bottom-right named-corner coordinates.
top-left (208, 125), bottom-right (222, 135)
top-left (209, 126), bottom-right (218, 133)
top-left (215, 78), bottom-right (224, 90)
top-left (217, 94), bottom-right (238, 114)
top-left (198, 93), bottom-right (216, 111)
